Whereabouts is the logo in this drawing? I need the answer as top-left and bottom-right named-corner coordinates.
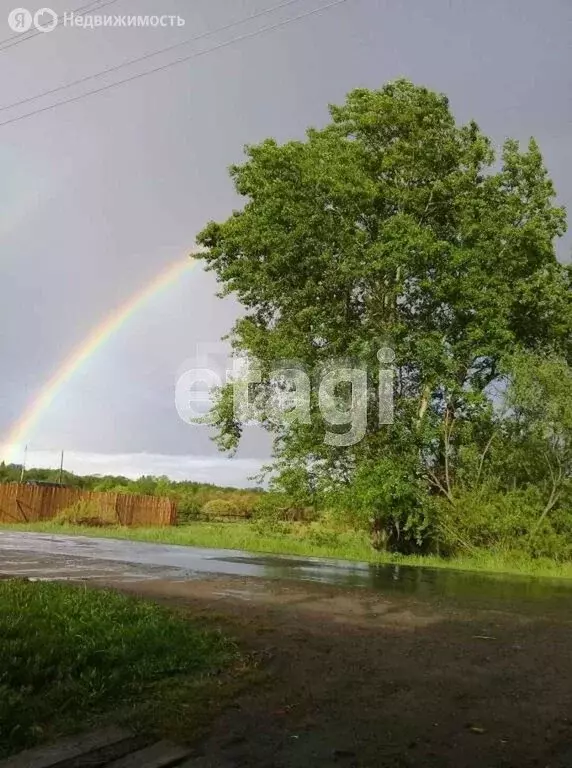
top-left (33, 7), bottom-right (57, 32)
top-left (8, 7), bottom-right (185, 31)
top-left (175, 346), bottom-right (397, 448)
top-left (8, 7), bottom-right (58, 33)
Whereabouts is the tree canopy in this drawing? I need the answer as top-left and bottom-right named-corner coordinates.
top-left (197, 79), bottom-right (571, 554)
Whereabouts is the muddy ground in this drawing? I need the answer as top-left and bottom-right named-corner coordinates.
top-left (110, 576), bottom-right (572, 768)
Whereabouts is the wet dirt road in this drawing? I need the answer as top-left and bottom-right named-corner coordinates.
top-left (1, 530), bottom-right (572, 615)
top-left (2, 531), bottom-right (572, 766)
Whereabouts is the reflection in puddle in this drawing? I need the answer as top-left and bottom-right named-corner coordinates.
top-left (1, 532), bottom-right (572, 615)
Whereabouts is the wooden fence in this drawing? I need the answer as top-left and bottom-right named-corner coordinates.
top-left (0, 484), bottom-right (176, 527)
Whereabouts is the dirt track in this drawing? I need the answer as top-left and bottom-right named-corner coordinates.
top-left (114, 576), bottom-right (572, 768)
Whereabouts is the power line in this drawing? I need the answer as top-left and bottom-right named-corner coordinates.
top-left (0, 0), bottom-right (121, 52)
top-left (0, 0), bottom-right (307, 113)
top-left (0, 0), bottom-right (348, 129)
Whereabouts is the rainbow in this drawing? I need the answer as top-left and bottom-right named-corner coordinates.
top-left (2, 257), bottom-right (197, 463)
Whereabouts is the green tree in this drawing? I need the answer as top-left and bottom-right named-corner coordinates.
top-left (197, 80), bottom-right (569, 551)
top-left (503, 352), bottom-right (572, 531)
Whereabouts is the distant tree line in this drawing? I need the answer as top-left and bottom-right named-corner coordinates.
top-left (0, 462), bottom-right (263, 521)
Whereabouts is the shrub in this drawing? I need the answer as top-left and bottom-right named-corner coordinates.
top-left (437, 491), bottom-right (532, 551)
top-left (202, 499), bottom-right (237, 520)
top-left (253, 492), bottom-right (316, 523)
top-left (225, 492), bottom-right (257, 518)
top-left (332, 458), bottom-right (437, 554)
top-left (251, 517), bottom-right (295, 536)
top-left (177, 496), bottom-right (203, 523)
top-left (53, 500), bottom-right (118, 527)
top-left (436, 488), bottom-right (572, 560)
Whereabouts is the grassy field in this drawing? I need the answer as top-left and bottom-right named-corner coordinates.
top-left (3, 520), bottom-right (572, 580)
top-left (0, 580), bottom-right (239, 758)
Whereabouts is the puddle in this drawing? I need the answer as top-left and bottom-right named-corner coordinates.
top-left (1, 531), bottom-right (572, 614)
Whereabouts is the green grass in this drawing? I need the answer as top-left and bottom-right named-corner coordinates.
top-left (4, 520), bottom-right (572, 580)
top-left (0, 580), bottom-right (238, 758)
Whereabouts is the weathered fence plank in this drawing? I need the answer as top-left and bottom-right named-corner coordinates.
top-left (0, 484), bottom-right (176, 527)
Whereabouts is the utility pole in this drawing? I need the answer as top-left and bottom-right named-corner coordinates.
top-left (19, 445), bottom-right (27, 483)
top-left (58, 450), bottom-right (64, 485)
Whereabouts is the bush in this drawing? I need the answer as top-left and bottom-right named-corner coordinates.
top-left (177, 496), bottom-right (203, 523)
top-left (53, 500), bottom-right (118, 527)
top-left (176, 490), bottom-right (260, 523)
top-left (304, 522), bottom-right (345, 548)
top-left (251, 517), bottom-right (295, 537)
top-left (437, 491), bottom-right (531, 551)
top-left (437, 488), bottom-right (572, 560)
top-left (252, 492), bottom-right (315, 523)
top-left (225, 492), bottom-right (258, 518)
top-left (202, 499), bottom-right (237, 520)
top-left (332, 458), bottom-right (437, 554)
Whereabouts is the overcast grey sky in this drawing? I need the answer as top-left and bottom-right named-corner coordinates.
top-left (0, 0), bottom-right (570, 485)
